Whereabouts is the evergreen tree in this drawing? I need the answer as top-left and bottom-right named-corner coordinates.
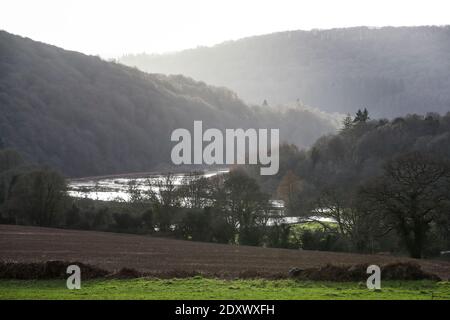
top-left (353, 108), bottom-right (370, 123)
top-left (341, 114), bottom-right (353, 131)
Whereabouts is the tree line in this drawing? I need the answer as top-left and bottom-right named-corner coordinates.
top-left (0, 30), bottom-right (337, 178)
top-left (1, 111), bottom-right (450, 258)
top-left (251, 110), bottom-right (450, 258)
top-left (120, 26), bottom-right (450, 118)
top-left (0, 149), bottom-right (290, 247)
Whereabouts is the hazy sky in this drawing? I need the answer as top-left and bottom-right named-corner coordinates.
top-left (1, 0), bottom-right (449, 57)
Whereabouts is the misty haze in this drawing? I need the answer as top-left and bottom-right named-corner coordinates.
top-left (0, 0), bottom-right (449, 303)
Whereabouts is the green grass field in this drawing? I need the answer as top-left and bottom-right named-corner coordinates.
top-left (1, 278), bottom-right (449, 300)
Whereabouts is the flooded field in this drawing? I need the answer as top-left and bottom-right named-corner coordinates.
top-left (67, 169), bottom-right (229, 202)
top-left (67, 169), bottom-right (333, 224)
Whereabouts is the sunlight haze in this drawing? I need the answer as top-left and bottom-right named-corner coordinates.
top-left (1, 0), bottom-right (449, 57)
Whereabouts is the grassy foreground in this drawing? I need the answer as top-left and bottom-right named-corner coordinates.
top-left (1, 278), bottom-right (449, 300)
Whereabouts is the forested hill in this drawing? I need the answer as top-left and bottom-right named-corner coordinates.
top-left (120, 26), bottom-right (450, 118)
top-left (0, 31), bottom-right (338, 177)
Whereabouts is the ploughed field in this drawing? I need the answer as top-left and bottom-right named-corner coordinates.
top-left (1, 224), bottom-right (449, 280)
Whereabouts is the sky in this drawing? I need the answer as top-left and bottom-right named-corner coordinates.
top-left (1, 0), bottom-right (449, 58)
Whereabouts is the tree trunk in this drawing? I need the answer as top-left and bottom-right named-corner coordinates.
top-left (409, 222), bottom-right (425, 259)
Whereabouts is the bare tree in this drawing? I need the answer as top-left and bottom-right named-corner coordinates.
top-left (7, 169), bottom-right (67, 226)
top-left (360, 152), bottom-right (450, 258)
top-left (308, 187), bottom-right (375, 252)
top-left (179, 171), bottom-right (209, 209)
top-left (145, 173), bottom-right (181, 232)
top-left (222, 170), bottom-right (270, 245)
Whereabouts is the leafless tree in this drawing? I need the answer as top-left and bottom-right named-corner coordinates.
top-left (360, 152), bottom-right (450, 258)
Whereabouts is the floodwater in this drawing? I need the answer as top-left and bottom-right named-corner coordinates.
top-left (67, 169), bottom-right (229, 202)
top-left (67, 169), bottom-right (333, 224)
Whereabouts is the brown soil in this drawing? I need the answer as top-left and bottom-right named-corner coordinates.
top-left (0, 260), bottom-right (108, 279)
top-left (290, 262), bottom-right (440, 281)
top-left (1, 224), bottom-right (449, 280)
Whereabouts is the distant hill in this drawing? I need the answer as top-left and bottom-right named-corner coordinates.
top-left (0, 31), bottom-right (338, 177)
top-left (120, 26), bottom-right (450, 118)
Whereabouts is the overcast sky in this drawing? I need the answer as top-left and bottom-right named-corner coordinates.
top-left (1, 0), bottom-right (449, 58)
